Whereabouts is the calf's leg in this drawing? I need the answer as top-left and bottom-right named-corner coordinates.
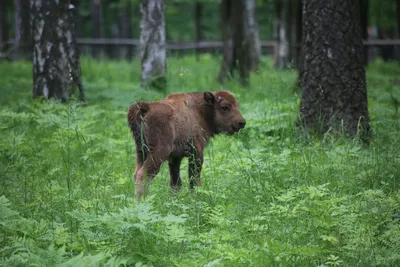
top-left (133, 145), bottom-right (146, 180)
top-left (132, 126), bottom-right (148, 186)
top-left (135, 150), bottom-right (168, 200)
top-left (188, 151), bottom-right (204, 189)
top-left (169, 157), bottom-right (182, 192)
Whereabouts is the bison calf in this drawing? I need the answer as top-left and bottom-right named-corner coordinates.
top-left (127, 90), bottom-right (246, 199)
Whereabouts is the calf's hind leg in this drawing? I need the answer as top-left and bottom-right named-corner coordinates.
top-left (132, 125), bottom-right (148, 184)
top-left (133, 144), bottom-right (146, 180)
top-left (134, 150), bottom-right (169, 200)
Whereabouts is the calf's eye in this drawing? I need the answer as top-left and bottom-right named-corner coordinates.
top-left (222, 105), bottom-right (229, 111)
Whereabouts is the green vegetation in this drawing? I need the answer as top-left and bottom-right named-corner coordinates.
top-left (1, 56), bottom-right (400, 266)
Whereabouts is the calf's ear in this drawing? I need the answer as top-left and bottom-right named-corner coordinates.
top-left (204, 92), bottom-right (215, 104)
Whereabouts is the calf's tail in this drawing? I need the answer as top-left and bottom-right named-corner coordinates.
top-left (127, 102), bottom-right (149, 130)
top-left (128, 102), bottom-right (150, 160)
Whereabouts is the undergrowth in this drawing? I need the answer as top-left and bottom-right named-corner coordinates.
top-left (0, 56), bottom-right (400, 266)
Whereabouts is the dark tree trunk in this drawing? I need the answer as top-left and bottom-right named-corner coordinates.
top-left (275, 0), bottom-right (302, 69)
top-left (218, 0), bottom-right (261, 85)
top-left (14, 0), bottom-right (32, 60)
top-left (232, 0), bottom-right (249, 84)
top-left (140, 0), bottom-right (166, 90)
top-left (218, 0), bottom-right (234, 83)
top-left (298, 0), bottom-right (370, 141)
top-left (32, 0), bottom-right (84, 102)
top-left (359, 0), bottom-right (369, 64)
top-left (91, 0), bottom-right (104, 58)
top-left (195, 2), bottom-right (205, 59)
top-left (118, 2), bottom-right (133, 60)
top-left (0, 0), bottom-right (8, 54)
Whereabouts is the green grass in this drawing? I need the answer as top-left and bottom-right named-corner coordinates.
top-left (1, 55), bottom-right (400, 267)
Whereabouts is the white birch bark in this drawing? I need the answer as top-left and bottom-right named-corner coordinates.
top-left (32, 0), bottom-right (82, 101)
top-left (140, 0), bottom-right (166, 89)
top-left (244, 0), bottom-right (261, 71)
top-left (278, 0), bottom-right (289, 68)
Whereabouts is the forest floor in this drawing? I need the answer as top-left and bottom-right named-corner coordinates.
top-left (1, 56), bottom-right (400, 267)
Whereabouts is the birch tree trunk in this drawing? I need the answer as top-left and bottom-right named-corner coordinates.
top-left (298, 0), bottom-right (370, 141)
top-left (244, 0), bottom-right (261, 71)
top-left (32, 0), bottom-right (85, 102)
top-left (273, 0), bottom-right (281, 67)
top-left (218, 0), bottom-right (261, 85)
top-left (140, 0), bottom-right (166, 90)
top-left (275, 0), bottom-right (290, 68)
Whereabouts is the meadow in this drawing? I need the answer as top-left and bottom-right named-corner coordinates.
top-left (1, 55), bottom-right (400, 267)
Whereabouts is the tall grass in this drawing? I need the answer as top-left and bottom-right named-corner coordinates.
top-left (0, 56), bottom-right (399, 266)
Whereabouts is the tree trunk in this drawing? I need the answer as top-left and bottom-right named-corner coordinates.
top-left (273, 0), bottom-right (281, 68)
top-left (359, 0), bottom-right (369, 64)
top-left (91, 0), bottom-right (104, 58)
top-left (14, 0), bottom-right (32, 60)
top-left (195, 2), bottom-right (205, 59)
top-left (244, 0), bottom-right (261, 71)
top-left (32, 0), bottom-right (84, 102)
top-left (140, 0), bottom-right (166, 90)
top-left (218, 0), bottom-right (261, 85)
top-left (275, 0), bottom-right (290, 68)
top-left (276, 0), bottom-right (302, 70)
top-left (218, 0), bottom-right (234, 83)
top-left (0, 0), bottom-right (8, 54)
top-left (118, 2), bottom-right (133, 60)
top-left (298, 0), bottom-right (370, 141)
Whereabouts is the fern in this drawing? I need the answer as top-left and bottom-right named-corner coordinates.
top-left (1, 58), bottom-right (400, 266)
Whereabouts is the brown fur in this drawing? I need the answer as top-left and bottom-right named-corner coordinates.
top-left (127, 90), bottom-right (246, 199)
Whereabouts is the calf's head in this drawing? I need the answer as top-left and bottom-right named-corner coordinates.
top-left (204, 90), bottom-right (246, 135)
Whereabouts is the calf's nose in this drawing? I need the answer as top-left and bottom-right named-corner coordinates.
top-left (238, 120), bottom-right (246, 129)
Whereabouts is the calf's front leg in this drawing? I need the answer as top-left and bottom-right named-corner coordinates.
top-left (188, 150), bottom-right (204, 189)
